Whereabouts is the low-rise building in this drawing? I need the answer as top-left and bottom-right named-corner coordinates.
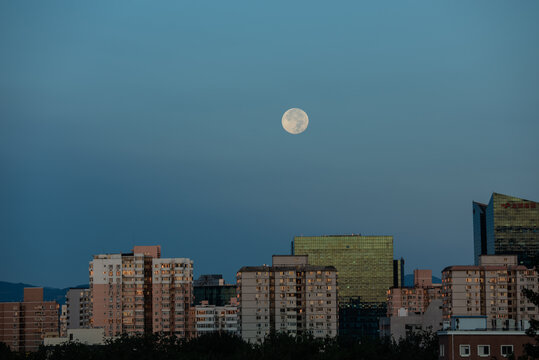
top-left (380, 299), bottom-right (443, 340)
top-left (438, 316), bottom-right (530, 360)
top-left (44, 328), bottom-right (107, 346)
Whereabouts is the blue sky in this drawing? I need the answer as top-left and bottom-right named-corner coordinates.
top-left (1, 1), bottom-right (538, 287)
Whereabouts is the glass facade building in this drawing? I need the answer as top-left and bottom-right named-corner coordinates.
top-left (193, 285), bottom-right (236, 306)
top-left (193, 274), bottom-right (237, 306)
top-left (293, 235), bottom-right (395, 337)
top-left (393, 258), bottom-right (405, 288)
top-left (473, 193), bottom-right (539, 266)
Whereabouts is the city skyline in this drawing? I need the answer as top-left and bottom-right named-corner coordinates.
top-left (2, 1), bottom-right (539, 288)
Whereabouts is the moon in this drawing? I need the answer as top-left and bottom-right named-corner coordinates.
top-left (282, 108), bottom-right (309, 134)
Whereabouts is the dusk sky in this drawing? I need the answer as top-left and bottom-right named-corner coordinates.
top-left (1, 1), bottom-right (538, 288)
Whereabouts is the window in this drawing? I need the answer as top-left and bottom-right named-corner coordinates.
top-left (439, 344), bottom-right (445, 356)
top-left (501, 345), bottom-right (513, 357)
top-left (459, 344), bottom-right (470, 357)
top-left (478, 345), bottom-right (490, 357)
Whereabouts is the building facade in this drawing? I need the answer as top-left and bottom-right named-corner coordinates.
top-left (0, 288), bottom-right (59, 352)
top-left (193, 274), bottom-right (237, 306)
top-left (442, 255), bottom-right (539, 328)
top-left (59, 305), bottom-right (67, 337)
top-left (387, 269), bottom-right (442, 317)
top-left (380, 299), bottom-right (443, 340)
top-left (438, 316), bottom-right (529, 360)
top-left (473, 192), bottom-right (539, 266)
top-left (237, 255), bottom-right (338, 343)
top-left (89, 250), bottom-right (154, 337)
top-left (393, 259), bottom-right (405, 288)
top-left (89, 246), bottom-right (194, 338)
top-left (293, 234), bottom-right (394, 337)
top-left (194, 299), bottom-right (239, 337)
top-left (66, 288), bottom-right (91, 330)
top-left (151, 257), bottom-right (193, 338)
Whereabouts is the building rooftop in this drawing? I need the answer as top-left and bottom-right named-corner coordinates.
top-left (238, 265), bottom-right (337, 272)
top-left (442, 265), bottom-right (528, 272)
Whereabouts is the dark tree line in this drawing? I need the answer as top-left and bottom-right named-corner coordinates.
top-left (0, 331), bottom-right (439, 360)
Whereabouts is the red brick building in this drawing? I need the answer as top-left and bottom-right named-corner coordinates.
top-left (0, 288), bottom-right (59, 352)
top-left (438, 316), bottom-right (532, 359)
top-left (438, 330), bottom-right (530, 359)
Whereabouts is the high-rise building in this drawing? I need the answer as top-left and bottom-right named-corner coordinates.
top-left (0, 288), bottom-right (59, 352)
top-left (66, 288), bottom-right (91, 330)
top-left (89, 245), bottom-right (159, 337)
top-left (89, 245), bottom-right (194, 339)
top-left (293, 234), bottom-right (395, 337)
top-left (393, 259), bottom-right (405, 288)
top-left (237, 255), bottom-right (338, 343)
top-left (194, 274), bottom-right (237, 306)
top-left (473, 192), bottom-right (539, 265)
top-left (442, 255), bottom-right (539, 328)
top-left (151, 257), bottom-right (193, 337)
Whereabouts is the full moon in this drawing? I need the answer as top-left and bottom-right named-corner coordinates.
top-left (282, 108), bottom-right (309, 134)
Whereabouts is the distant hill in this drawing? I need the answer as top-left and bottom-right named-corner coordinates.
top-left (0, 281), bottom-right (88, 305)
top-left (404, 274), bottom-right (441, 287)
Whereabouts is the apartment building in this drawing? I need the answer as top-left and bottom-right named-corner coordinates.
top-left (0, 288), bottom-right (59, 352)
top-left (442, 255), bottom-right (539, 328)
top-left (151, 257), bottom-right (193, 338)
top-left (66, 288), bottom-right (91, 330)
top-left (387, 269), bottom-right (442, 317)
top-left (89, 246), bottom-right (159, 337)
top-left (237, 255), bottom-right (338, 343)
top-left (194, 298), bottom-right (239, 336)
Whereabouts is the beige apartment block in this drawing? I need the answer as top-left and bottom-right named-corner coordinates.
top-left (89, 246), bottom-right (158, 337)
top-left (442, 255), bottom-right (539, 329)
top-left (151, 257), bottom-right (193, 338)
top-left (237, 255), bottom-right (338, 343)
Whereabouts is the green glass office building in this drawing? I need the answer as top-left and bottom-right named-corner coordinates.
top-left (473, 193), bottom-right (539, 266)
top-left (293, 234), bottom-right (395, 337)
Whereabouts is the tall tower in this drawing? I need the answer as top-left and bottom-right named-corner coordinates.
top-left (293, 234), bottom-right (394, 338)
top-left (473, 193), bottom-right (539, 266)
